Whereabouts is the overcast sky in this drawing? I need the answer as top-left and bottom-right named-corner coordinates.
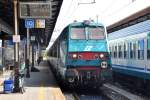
top-left (47, 0), bottom-right (150, 49)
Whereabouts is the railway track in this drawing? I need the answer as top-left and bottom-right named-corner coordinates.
top-left (63, 83), bottom-right (150, 100)
top-left (59, 77), bottom-right (149, 100)
top-left (64, 92), bottom-right (76, 100)
top-left (64, 89), bottom-right (110, 100)
top-left (73, 92), bottom-right (80, 100)
top-left (101, 83), bottom-right (149, 100)
top-left (64, 92), bottom-right (109, 100)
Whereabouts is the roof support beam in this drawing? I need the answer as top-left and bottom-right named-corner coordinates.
top-left (0, 18), bottom-right (13, 34)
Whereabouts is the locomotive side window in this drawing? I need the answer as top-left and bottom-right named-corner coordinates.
top-left (70, 28), bottom-right (86, 39)
top-left (109, 46), bottom-right (112, 57)
top-left (112, 45), bottom-right (115, 58)
top-left (147, 39), bottom-right (150, 59)
top-left (138, 39), bottom-right (144, 60)
top-left (88, 27), bottom-right (105, 39)
top-left (53, 45), bottom-right (57, 57)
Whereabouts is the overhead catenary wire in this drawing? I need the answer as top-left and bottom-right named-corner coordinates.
top-left (78, 0), bottom-right (96, 5)
top-left (103, 0), bottom-right (134, 19)
top-left (68, 0), bottom-right (98, 21)
top-left (62, 0), bottom-right (74, 19)
top-left (59, 0), bottom-right (80, 25)
top-left (68, 1), bottom-right (80, 20)
top-left (53, 0), bottom-right (76, 34)
top-left (101, 0), bottom-right (118, 15)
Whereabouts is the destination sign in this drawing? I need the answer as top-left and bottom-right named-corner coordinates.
top-left (19, 2), bottom-right (51, 18)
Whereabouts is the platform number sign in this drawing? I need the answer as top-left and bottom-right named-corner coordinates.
top-left (35, 19), bottom-right (45, 28)
top-left (25, 19), bottom-right (34, 28)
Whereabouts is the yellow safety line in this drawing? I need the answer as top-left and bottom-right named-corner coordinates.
top-left (0, 81), bottom-right (2, 86)
top-left (51, 88), bottom-right (66, 100)
top-left (38, 84), bottom-right (45, 100)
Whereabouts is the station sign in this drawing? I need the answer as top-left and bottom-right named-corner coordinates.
top-left (19, 2), bottom-right (51, 18)
top-left (35, 19), bottom-right (45, 28)
top-left (5, 40), bottom-right (14, 45)
top-left (25, 19), bottom-right (35, 28)
top-left (13, 35), bottom-right (20, 43)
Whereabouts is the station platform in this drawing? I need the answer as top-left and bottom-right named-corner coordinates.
top-left (0, 61), bottom-right (66, 100)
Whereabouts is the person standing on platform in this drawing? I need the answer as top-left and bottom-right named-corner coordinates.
top-left (37, 57), bottom-right (41, 66)
top-left (19, 59), bottom-right (26, 93)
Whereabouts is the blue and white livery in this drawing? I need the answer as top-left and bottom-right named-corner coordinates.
top-left (108, 19), bottom-right (150, 89)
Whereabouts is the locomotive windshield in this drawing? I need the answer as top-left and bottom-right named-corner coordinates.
top-left (70, 27), bottom-right (86, 39)
top-left (88, 27), bottom-right (105, 39)
top-left (70, 26), bottom-right (105, 40)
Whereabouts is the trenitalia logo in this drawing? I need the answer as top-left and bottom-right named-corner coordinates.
top-left (84, 46), bottom-right (93, 51)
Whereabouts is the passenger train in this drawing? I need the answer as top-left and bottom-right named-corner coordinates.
top-left (108, 19), bottom-right (150, 92)
top-left (47, 20), bottom-right (112, 87)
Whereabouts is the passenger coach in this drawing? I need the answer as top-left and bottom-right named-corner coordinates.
top-left (108, 19), bottom-right (150, 90)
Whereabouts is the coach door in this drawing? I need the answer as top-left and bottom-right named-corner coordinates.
top-left (137, 39), bottom-right (146, 72)
top-left (147, 37), bottom-right (150, 73)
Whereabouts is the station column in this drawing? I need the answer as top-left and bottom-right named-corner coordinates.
top-left (26, 28), bottom-right (30, 77)
top-left (13, 0), bottom-right (20, 92)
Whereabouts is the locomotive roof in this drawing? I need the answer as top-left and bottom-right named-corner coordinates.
top-left (69, 21), bottom-right (104, 27)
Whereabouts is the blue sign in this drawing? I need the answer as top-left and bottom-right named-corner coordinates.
top-left (25, 19), bottom-right (34, 28)
top-left (6, 40), bottom-right (14, 45)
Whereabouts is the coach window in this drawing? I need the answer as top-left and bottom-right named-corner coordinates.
top-left (130, 42), bottom-right (133, 59)
top-left (70, 27), bottom-right (86, 39)
top-left (132, 42), bottom-right (136, 59)
top-left (147, 39), bottom-right (150, 59)
top-left (124, 43), bottom-right (128, 59)
top-left (138, 39), bottom-right (144, 60)
top-left (118, 45), bottom-right (122, 58)
top-left (130, 42), bottom-right (136, 59)
top-left (114, 45), bottom-right (117, 58)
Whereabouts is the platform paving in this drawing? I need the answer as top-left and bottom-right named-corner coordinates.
top-left (0, 61), bottom-right (66, 100)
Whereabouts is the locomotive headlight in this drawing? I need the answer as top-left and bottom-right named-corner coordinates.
top-left (100, 54), bottom-right (104, 58)
top-left (101, 61), bottom-right (107, 68)
top-left (72, 54), bottom-right (77, 58)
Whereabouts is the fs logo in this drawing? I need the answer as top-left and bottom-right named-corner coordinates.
top-left (84, 46), bottom-right (93, 51)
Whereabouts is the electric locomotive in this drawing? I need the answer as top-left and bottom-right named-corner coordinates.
top-left (48, 20), bottom-right (112, 87)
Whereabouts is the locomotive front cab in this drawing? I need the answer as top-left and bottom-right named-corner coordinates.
top-left (65, 21), bottom-right (112, 85)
